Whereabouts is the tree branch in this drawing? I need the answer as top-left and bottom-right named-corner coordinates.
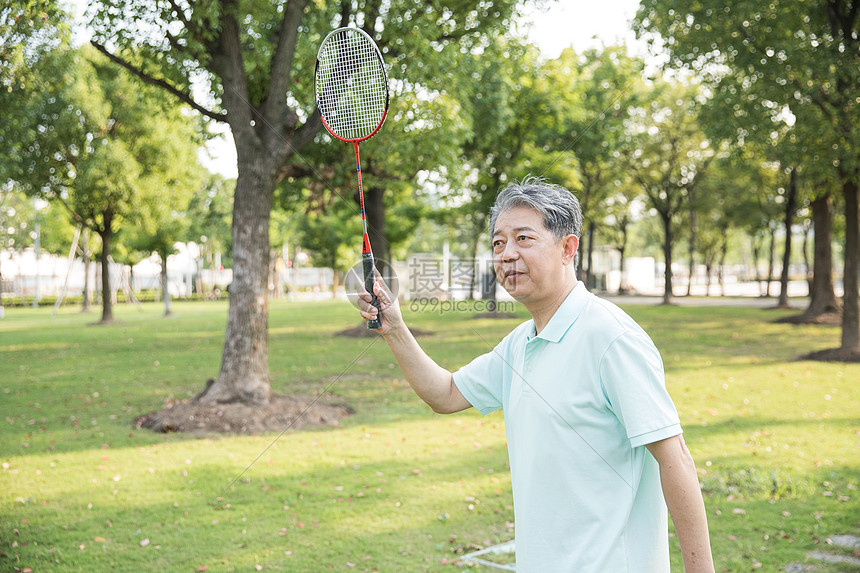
top-left (90, 40), bottom-right (227, 123)
top-left (165, 0), bottom-right (220, 61)
top-left (363, 0), bottom-right (381, 36)
top-left (165, 0), bottom-right (193, 34)
top-left (53, 193), bottom-right (87, 227)
top-left (263, 0), bottom-right (308, 126)
top-left (213, 1), bottom-right (254, 132)
top-left (163, 29), bottom-right (190, 59)
top-left (292, 112), bottom-right (322, 149)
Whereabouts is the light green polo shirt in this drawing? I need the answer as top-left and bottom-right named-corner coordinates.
top-left (453, 283), bottom-right (682, 572)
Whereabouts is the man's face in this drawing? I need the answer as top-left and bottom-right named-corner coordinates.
top-left (492, 206), bottom-right (577, 305)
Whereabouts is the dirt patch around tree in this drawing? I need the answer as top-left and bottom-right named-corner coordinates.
top-left (800, 347), bottom-right (860, 363)
top-left (773, 311), bottom-right (841, 326)
top-left (135, 391), bottom-right (353, 435)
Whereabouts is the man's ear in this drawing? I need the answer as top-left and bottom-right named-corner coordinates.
top-left (562, 234), bottom-right (579, 265)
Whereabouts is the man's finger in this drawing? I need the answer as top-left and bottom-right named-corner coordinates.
top-left (374, 280), bottom-right (390, 304)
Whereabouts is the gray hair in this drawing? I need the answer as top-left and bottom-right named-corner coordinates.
top-left (488, 176), bottom-right (583, 243)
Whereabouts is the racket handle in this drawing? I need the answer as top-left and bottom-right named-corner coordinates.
top-left (363, 252), bottom-right (382, 329)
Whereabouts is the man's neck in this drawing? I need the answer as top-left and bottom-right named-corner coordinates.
top-left (528, 280), bottom-right (579, 335)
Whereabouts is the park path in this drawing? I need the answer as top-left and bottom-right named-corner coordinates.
top-left (599, 293), bottom-right (810, 308)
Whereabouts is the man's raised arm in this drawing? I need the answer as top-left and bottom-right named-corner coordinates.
top-left (358, 279), bottom-right (471, 414)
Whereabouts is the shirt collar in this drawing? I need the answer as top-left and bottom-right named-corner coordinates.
top-left (533, 282), bottom-right (588, 343)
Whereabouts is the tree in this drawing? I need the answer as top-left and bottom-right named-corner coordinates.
top-left (9, 45), bottom-right (206, 322)
top-left (8, 44), bottom-right (132, 322)
top-left (624, 81), bottom-right (716, 304)
top-left (601, 180), bottom-right (645, 294)
top-left (456, 38), bottom-right (560, 302)
top-left (87, 0), bottom-right (526, 405)
top-left (69, 141), bottom-right (142, 322)
top-left (542, 46), bottom-right (645, 288)
top-left (691, 154), bottom-right (761, 296)
top-left (806, 186), bottom-right (841, 316)
top-left (117, 109), bottom-right (206, 315)
top-left (635, 0), bottom-right (859, 354)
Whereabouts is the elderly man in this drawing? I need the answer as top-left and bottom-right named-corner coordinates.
top-left (358, 177), bottom-right (714, 572)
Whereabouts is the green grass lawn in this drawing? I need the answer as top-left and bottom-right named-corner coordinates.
top-left (1, 298), bottom-right (858, 572)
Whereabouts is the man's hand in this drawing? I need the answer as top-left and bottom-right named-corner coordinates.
top-left (357, 272), bottom-right (402, 336)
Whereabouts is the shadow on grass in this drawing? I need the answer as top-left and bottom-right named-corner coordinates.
top-left (1, 441), bottom-right (514, 572)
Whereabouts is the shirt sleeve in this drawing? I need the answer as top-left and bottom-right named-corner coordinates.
top-left (452, 340), bottom-right (508, 416)
top-left (599, 330), bottom-right (682, 448)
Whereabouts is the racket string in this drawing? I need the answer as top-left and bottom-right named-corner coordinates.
top-left (316, 29), bottom-right (387, 140)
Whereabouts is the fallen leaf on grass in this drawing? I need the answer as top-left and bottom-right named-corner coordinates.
top-left (196, 567), bottom-right (207, 572)
top-left (140, 538), bottom-right (150, 547)
top-left (94, 536), bottom-right (106, 542)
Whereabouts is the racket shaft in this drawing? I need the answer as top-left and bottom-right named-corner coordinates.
top-left (363, 252), bottom-right (382, 329)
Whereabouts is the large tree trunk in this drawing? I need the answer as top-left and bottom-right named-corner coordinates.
top-left (778, 168), bottom-right (798, 307)
top-left (97, 215), bottom-right (114, 323)
top-left (194, 0), bottom-right (318, 406)
top-left (841, 178), bottom-right (859, 353)
top-left (805, 193), bottom-right (840, 316)
top-left (661, 212), bottom-right (674, 305)
top-left (203, 158), bottom-right (275, 405)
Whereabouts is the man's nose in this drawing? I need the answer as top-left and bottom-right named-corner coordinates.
top-left (500, 240), bottom-right (520, 261)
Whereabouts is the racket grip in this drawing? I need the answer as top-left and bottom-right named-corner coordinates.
top-left (363, 252), bottom-right (382, 329)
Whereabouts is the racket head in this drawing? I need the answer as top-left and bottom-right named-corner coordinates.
top-left (315, 27), bottom-right (389, 143)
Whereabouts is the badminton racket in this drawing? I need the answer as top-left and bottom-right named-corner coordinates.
top-left (315, 27), bottom-right (389, 329)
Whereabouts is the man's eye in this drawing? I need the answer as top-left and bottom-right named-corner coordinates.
top-left (492, 240), bottom-right (504, 247)
top-left (517, 235), bottom-right (529, 241)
